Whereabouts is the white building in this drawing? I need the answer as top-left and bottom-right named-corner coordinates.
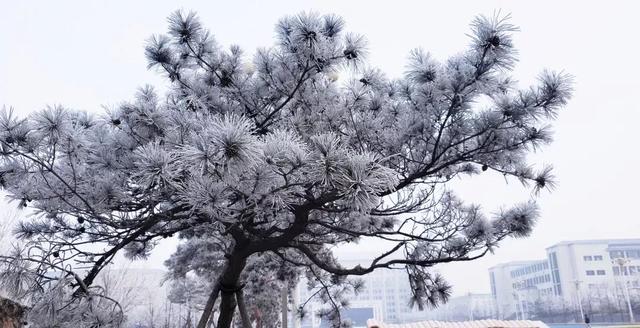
top-left (296, 259), bottom-right (432, 327)
top-left (489, 260), bottom-right (548, 319)
top-left (489, 238), bottom-right (640, 319)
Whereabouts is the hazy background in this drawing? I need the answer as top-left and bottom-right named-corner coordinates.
top-left (1, 0), bottom-right (639, 297)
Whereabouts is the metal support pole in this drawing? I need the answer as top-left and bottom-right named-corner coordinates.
top-left (281, 287), bottom-right (288, 328)
top-left (614, 258), bottom-right (635, 323)
top-left (574, 280), bottom-right (585, 322)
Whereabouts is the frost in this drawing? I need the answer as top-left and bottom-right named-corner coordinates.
top-left (0, 10), bottom-right (571, 328)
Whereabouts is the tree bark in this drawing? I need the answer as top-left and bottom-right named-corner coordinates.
top-left (197, 207), bottom-right (311, 328)
top-left (196, 250), bottom-right (249, 328)
top-left (216, 253), bottom-right (249, 328)
top-left (236, 289), bottom-right (253, 328)
top-left (217, 289), bottom-right (238, 328)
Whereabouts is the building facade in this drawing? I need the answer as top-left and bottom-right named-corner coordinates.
top-left (489, 260), bottom-right (546, 319)
top-left (296, 259), bottom-right (431, 327)
top-left (489, 239), bottom-right (640, 319)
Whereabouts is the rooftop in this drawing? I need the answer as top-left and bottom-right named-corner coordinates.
top-left (546, 238), bottom-right (640, 249)
top-left (488, 260), bottom-right (544, 271)
top-left (367, 319), bottom-right (549, 328)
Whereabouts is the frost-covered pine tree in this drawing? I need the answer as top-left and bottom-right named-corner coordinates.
top-left (0, 10), bottom-right (571, 328)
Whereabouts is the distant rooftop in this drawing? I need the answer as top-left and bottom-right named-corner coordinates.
top-left (546, 238), bottom-right (640, 249)
top-left (491, 239), bottom-right (640, 269)
top-left (367, 319), bottom-right (549, 328)
top-left (488, 260), bottom-right (545, 271)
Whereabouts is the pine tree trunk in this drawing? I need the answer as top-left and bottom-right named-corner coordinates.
top-left (217, 290), bottom-right (238, 328)
top-left (215, 253), bottom-right (249, 328)
top-left (196, 228), bottom-right (256, 328)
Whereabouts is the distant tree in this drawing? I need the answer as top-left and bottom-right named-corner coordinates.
top-left (0, 10), bottom-right (571, 328)
top-left (531, 297), bottom-right (561, 323)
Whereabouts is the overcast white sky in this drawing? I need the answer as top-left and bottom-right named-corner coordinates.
top-left (2, 1), bottom-right (640, 297)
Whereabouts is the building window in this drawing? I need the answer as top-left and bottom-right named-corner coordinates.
top-left (597, 270), bottom-right (606, 276)
top-left (626, 250), bottom-right (640, 259)
top-left (583, 256), bottom-right (593, 261)
top-left (549, 252), bottom-right (562, 295)
top-left (613, 266), bottom-right (630, 276)
top-left (594, 255), bottom-right (603, 261)
top-left (490, 272), bottom-right (497, 297)
top-left (610, 251), bottom-right (624, 259)
top-left (586, 270), bottom-right (595, 276)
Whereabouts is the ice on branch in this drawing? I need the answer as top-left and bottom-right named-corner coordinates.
top-left (0, 10), bottom-right (572, 328)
